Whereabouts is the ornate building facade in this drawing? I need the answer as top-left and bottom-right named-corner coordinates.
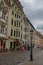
top-left (0, 0), bottom-right (25, 50)
top-left (0, 0), bottom-right (8, 50)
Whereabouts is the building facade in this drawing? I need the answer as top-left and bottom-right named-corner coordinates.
top-left (26, 18), bottom-right (35, 48)
top-left (0, 0), bottom-right (43, 51)
top-left (23, 16), bottom-right (35, 49)
top-left (35, 31), bottom-right (43, 48)
top-left (0, 0), bottom-right (8, 50)
top-left (2, 0), bottom-right (25, 50)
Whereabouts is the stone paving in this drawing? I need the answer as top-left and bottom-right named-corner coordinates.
top-left (0, 48), bottom-right (41, 65)
top-left (19, 50), bottom-right (43, 65)
top-left (0, 50), bottom-right (30, 65)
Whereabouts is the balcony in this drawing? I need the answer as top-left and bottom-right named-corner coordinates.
top-left (0, 17), bottom-right (6, 24)
top-left (0, 10), bottom-right (7, 24)
top-left (0, 33), bottom-right (6, 39)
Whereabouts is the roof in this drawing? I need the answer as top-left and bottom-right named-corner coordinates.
top-left (27, 18), bottom-right (35, 30)
top-left (24, 16), bottom-right (35, 30)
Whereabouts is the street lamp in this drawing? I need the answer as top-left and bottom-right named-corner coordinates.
top-left (30, 29), bottom-right (33, 61)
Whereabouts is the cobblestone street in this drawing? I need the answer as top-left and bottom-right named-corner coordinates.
top-left (19, 50), bottom-right (43, 65)
top-left (0, 50), bottom-right (30, 65)
top-left (0, 48), bottom-right (41, 65)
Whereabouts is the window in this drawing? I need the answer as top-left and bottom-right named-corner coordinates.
top-left (21, 26), bottom-right (22, 30)
top-left (24, 27), bottom-right (27, 32)
top-left (14, 21), bottom-right (16, 26)
top-left (16, 31), bottom-right (18, 37)
top-left (15, 14), bottom-right (16, 17)
top-left (12, 11), bottom-right (14, 15)
top-left (0, 0), bottom-right (2, 4)
top-left (17, 15), bottom-right (18, 18)
top-left (10, 42), bottom-right (12, 49)
top-left (14, 31), bottom-right (15, 37)
top-left (19, 32), bottom-right (20, 37)
top-left (17, 22), bottom-right (18, 27)
top-left (2, 13), bottom-right (5, 19)
top-left (11, 29), bottom-right (13, 36)
top-left (1, 25), bottom-right (4, 34)
top-left (0, 11), bottom-right (7, 20)
top-left (17, 15), bottom-right (20, 19)
top-left (19, 22), bottom-right (20, 27)
top-left (21, 34), bottom-right (22, 39)
top-left (24, 34), bottom-right (27, 39)
top-left (11, 19), bottom-right (13, 25)
top-left (16, 31), bottom-right (20, 37)
top-left (19, 16), bottom-right (20, 19)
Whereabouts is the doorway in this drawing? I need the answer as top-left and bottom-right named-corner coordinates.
top-left (3, 42), bottom-right (6, 49)
top-left (10, 42), bottom-right (12, 49)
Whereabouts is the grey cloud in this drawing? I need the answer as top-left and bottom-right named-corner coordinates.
top-left (19, 0), bottom-right (43, 34)
top-left (37, 25), bottom-right (43, 30)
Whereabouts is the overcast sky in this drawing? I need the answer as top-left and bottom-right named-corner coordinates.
top-left (19, 0), bottom-right (43, 34)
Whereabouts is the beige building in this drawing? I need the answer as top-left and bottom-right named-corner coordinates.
top-left (23, 16), bottom-right (29, 49)
top-left (23, 16), bottom-right (35, 49)
top-left (0, 0), bottom-right (8, 50)
top-left (1, 0), bottom-right (43, 51)
top-left (27, 18), bottom-right (35, 48)
top-left (2, 0), bottom-right (25, 50)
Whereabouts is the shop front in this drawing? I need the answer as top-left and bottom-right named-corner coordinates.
top-left (14, 39), bottom-right (20, 50)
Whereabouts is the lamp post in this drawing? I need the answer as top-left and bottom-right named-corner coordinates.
top-left (30, 29), bottom-right (33, 61)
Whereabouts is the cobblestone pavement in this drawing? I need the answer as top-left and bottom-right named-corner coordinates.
top-left (0, 48), bottom-right (41, 65)
top-left (19, 50), bottom-right (43, 65)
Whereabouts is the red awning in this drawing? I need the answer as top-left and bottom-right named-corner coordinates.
top-left (14, 39), bottom-right (20, 44)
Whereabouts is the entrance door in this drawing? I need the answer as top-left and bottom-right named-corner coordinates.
top-left (10, 42), bottom-right (12, 49)
top-left (3, 42), bottom-right (5, 49)
top-left (13, 43), bottom-right (15, 50)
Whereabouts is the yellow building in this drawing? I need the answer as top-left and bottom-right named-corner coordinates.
top-left (35, 31), bottom-right (43, 48)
